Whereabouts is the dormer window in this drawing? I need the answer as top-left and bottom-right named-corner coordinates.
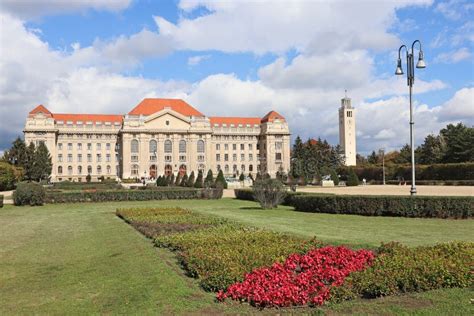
top-left (57, 121), bottom-right (64, 125)
top-left (66, 121), bottom-right (73, 126)
top-left (77, 121), bottom-right (83, 126)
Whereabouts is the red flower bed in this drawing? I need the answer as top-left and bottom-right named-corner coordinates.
top-left (217, 246), bottom-right (374, 307)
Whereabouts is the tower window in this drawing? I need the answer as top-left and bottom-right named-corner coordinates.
top-left (347, 111), bottom-right (352, 118)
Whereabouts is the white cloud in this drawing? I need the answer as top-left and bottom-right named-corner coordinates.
top-left (187, 54), bottom-right (211, 66)
top-left (434, 47), bottom-right (472, 63)
top-left (437, 87), bottom-right (474, 123)
top-left (0, 0), bottom-right (132, 19)
top-left (435, 0), bottom-right (474, 20)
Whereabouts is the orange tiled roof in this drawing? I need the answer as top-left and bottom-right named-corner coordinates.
top-left (309, 138), bottom-right (318, 145)
top-left (128, 98), bottom-right (205, 117)
top-left (52, 114), bottom-right (123, 124)
top-left (209, 117), bottom-right (262, 127)
top-left (261, 110), bottom-right (285, 123)
top-left (29, 104), bottom-right (52, 116)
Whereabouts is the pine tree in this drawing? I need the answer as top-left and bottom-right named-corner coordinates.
top-left (169, 173), bottom-right (175, 186)
top-left (367, 151), bottom-right (379, 164)
top-left (330, 169), bottom-right (339, 185)
top-left (165, 174), bottom-right (171, 186)
top-left (204, 169), bottom-right (213, 188)
top-left (156, 175), bottom-right (162, 186)
top-left (215, 169), bottom-right (227, 189)
top-left (7, 137), bottom-right (27, 166)
top-left (194, 170), bottom-right (203, 188)
top-left (174, 173), bottom-right (181, 187)
top-left (239, 173), bottom-right (245, 181)
top-left (24, 142), bottom-right (36, 181)
top-left (347, 169), bottom-right (359, 186)
top-left (187, 171), bottom-right (195, 187)
top-left (33, 142), bottom-right (52, 181)
top-left (180, 173), bottom-right (188, 187)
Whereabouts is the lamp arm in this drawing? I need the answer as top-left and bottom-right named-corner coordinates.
top-left (398, 45), bottom-right (408, 59)
top-left (411, 40), bottom-right (422, 53)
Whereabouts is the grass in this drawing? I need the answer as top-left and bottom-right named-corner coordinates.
top-left (1, 198), bottom-right (473, 314)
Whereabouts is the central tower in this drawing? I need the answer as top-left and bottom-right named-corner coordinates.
top-left (339, 93), bottom-right (356, 166)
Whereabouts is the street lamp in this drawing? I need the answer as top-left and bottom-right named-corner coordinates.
top-left (395, 40), bottom-right (426, 196)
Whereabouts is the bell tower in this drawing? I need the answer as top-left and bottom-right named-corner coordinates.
top-left (339, 92), bottom-right (356, 166)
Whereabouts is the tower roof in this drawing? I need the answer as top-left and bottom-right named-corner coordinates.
top-left (261, 110), bottom-right (285, 123)
top-left (29, 104), bottom-right (52, 116)
top-left (128, 98), bottom-right (205, 117)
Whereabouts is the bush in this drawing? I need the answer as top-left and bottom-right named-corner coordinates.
top-left (331, 242), bottom-right (474, 301)
top-left (0, 195), bottom-right (3, 208)
top-left (194, 171), bottom-right (203, 188)
top-left (291, 194), bottom-right (473, 218)
top-left (0, 162), bottom-right (17, 191)
top-left (13, 182), bottom-right (45, 206)
top-left (252, 178), bottom-right (287, 209)
top-left (346, 169), bottom-right (359, 186)
top-left (51, 181), bottom-right (121, 191)
top-left (330, 169), bottom-right (339, 185)
top-left (44, 187), bottom-right (223, 203)
top-left (215, 170), bottom-right (228, 189)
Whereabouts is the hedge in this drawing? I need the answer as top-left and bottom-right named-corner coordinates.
top-left (45, 187), bottom-right (223, 203)
top-left (234, 189), bottom-right (308, 205)
top-left (291, 194), bottom-right (473, 218)
top-left (338, 162), bottom-right (474, 182)
top-left (50, 181), bottom-right (122, 191)
top-left (13, 182), bottom-right (45, 206)
top-left (0, 195), bottom-right (3, 208)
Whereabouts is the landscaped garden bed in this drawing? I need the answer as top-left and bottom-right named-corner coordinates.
top-left (117, 206), bottom-right (473, 309)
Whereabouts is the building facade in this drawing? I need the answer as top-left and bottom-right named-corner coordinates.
top-left (338, 95), bottom-right (357, 166)
top-left (24, 99), bottom-right (291, 182)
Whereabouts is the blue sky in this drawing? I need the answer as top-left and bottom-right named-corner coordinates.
top-left (0, 0), bottom-right (473, 154)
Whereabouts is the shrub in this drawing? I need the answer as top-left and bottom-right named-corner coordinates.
top-left (13, 182), bottom-right (45, 206)
top-left (331, 242), bottom-right (474, 301)
top-left (252, 178), bottom-right (287, 209)
top-left (0, 195), bottom-right (3, 208)
top-left (44, 188), bottom-right (223, 203)
top-left (204, 170), bottom-right (214, 188)
top-left (0, 162), bottom-right (17, 191)
top-left (180, 174), bottom-right (188, 187)
top-left (187, 171), bottom-right (195, 187)
top-left (239, 173), bottom-right (245, 181)
top-left (346, 169), bottom-right (359, 186)
top-left (194, 170), bottom-right (203, 188)
top-left (215, 170), bottom-right (228, 189)
top-left (291, 194), bottom-right (474, 218)
top-left (330, 169), bottom-right (339, 185)
top-left (218, 246), bottom-right (374, 307)
top-left (86, 174), bottom-right (91, 182)
top-left (51, 181), bottom-right (121, 191)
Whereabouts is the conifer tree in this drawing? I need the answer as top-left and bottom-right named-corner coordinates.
top-left (169, 173), bottom-right (175, 186)
top-left (24, 142), bottom-right (36, 181)
top-left (187, 171), bottom-right (195, 187)
top-left (204, 169), bottom-right (214, 188)
top-left (180, 173), bottom-right (188, 186)
top-left (33, 142), bottom-right (52, 181)
top-left (174, 173), bottom-right (181, 186)
top-left (7, 137), bottom-right (27, 166)
top-left (194, 170), bottom-right (203, 188)
top-left (215, 169), bottom-right (227, 189)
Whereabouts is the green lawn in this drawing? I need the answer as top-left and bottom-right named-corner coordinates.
top-left (1, 198), bottom-right (473, 314)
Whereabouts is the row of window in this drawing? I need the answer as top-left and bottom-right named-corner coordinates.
top-left (215, 153), bottom-right (281, 162)
top-left (58, 153), bottom-right (118, 163)
top-left (58, 134), bottom-right (116, 140)
top-left (217, 164), bottom-right (258, 173)
top-left (57, 165), bottom-right (118, 175)
top-left (57, 143), bottom-right (118, 151)
top-left (130, 154), bottom-right (205, 163)
top-left (131, 139), bottom-right (205, 154)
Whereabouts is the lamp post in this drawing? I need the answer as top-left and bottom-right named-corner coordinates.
top-left (395, 40), bottom-right (426, 196)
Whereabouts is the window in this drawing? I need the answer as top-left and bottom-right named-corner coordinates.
top-left (233, 154), bottom-right (237, 161)
top-left (87, 143), bottom-right (92, 151)
top-left (106, 165), bottom-right (111, 175)
top-left (106, 154), bottom-right (111, 162)
top-left (256, 143), bottom-right (260, 150)
top-left (224, 144), bottom-right (229, 150)
top-left (216, 144), bottom-right (220, 150)
top-left (224, 154), bottom-right (229, 161)
top-left (58, 166), bottom-right (63, 174)
top-left (198, 155), bottom-right (204, 162)
top-left (131, 139), bottom-right (139, 153)
top-left (241, 153), bottom-right (245, 161)
top-left (347, 111), bottom-right (352, 118)
top-left (149, 155), bottom-right (157, 162)
top-left (197, 140), bottom-right (205, 153)
top-left (131, 155), bottom-right (138, 162)
top-left (249, 153), bottom-right (253, 161)
top-left (164, 140), bottom-right (172, 153)
top-left (233, 165), bottom-right (237, 172)
top-left (241, 164), bottom-right (245, 172)
top-left (77, 143), bottom-right (82, 150)
top-left (179, 140), bottom-right (186, 153)
top-left (78, 166), bottom-right (82, 174)
top-left (87, 154), bottom-right (92, 162)
top-left (198, 164), bottom-right (205, 172)
top-left (67, 154), bottom-right (72, 162)
top-left (68, 166), bottom-right (73, 175)
top-left (240, 144), bottom-right (244, 150)
top-left (58, 154), bottom-right (63, 162)
top-left (179, 155), bottom-right (186, 162)
top-left (224, 165), bottom-right (229, 173)
top-left (97, 166), bottom-right (102, 175)
top-left (77, 154), bottom-right (82, 162)
top-left (96, 154), bottom-right (101, 162)
top-left (68, 143), bottom-right (72, 151)
top-left (249, 164), bottom-right (253, 172)
top-left (249, 144), bottom-right (253, 150)
top-left (216, 154), bottom-right (220, 161)
top-left (58, 143), bottom-right (63, 150)
top-left (96, 143), bottom-right (101, 150)
top-left (232, 144), bottom-right (237, 150)
top-left (87, 165), bottom-right (92, 174)
top-left (149, 139), bottom-right (157, 153)
top-left (165, 155), bottom-right (172, 162)
top-left (106, 143), bottom-right (111, 151)
top-left (275, 153), bottom-right (282, 161)
top-left (217, 164), bottom-right (221, 171)
top-left (275, 142), bottom-right (282, 150)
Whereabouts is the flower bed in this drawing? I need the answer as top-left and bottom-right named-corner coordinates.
top-left (217, 246), bottom-right (374, 307)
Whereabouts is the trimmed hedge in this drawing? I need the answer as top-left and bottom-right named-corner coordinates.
top-left (45, 187), bottom-right (223, 203)
top-left (13, 182), bottom-right (45, 206)
top-left (0, 195), bottom-right (3, 208)
top-left (291, 194), bottom-right (474, 218)
top-left (51, 181), bottom-right (121, 191)
top-left (330, 242), bottom-right (474, 301)
top-left (234, 189), bottom-right (307, 205)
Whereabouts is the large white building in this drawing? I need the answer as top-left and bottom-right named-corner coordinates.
top-left (24, 98), bottom-right (291, 182)
top-left (339, 95), bottom-right (357, 166)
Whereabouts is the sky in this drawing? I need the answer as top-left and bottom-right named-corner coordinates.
top-left (0, 0), bottom-right (473, 155)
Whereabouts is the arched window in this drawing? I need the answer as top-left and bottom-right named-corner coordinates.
top-left (87, 165), bottom-right (92, 174)
top-left (164, 140), bottom-right (172, 153)
top-left (197, 140), bottom-right (205, 153)
top-left (149, 139), bottom-right (157, 153)
top-left (217, 164), bottom-right (221, 171)
top-left (179, 164), bottom-right (187, 177)
top-left (78, 166), bottom-right (82, 174)
top-left (179, 140), bottom-right (186, 153)
top-left (249, 164), bottom-right (253, 172)
top-left (68, 166), bottom-right (73, 175)
top-left (106, 165), bottom-right (111, 174)
top-left (131, 164), bottom-right (139, 176)
top-left (131, 139), bottom-right (139, 153)
top-left (233, 165), bottom-right (238, 172)
top-left (224, 165), bottom-right (229, 173)
top-left (58, 166), bottom-right (63, 174)
top-left (97, 166), bottom-right (102, 174)
top-left (198, 164), bottom-right (205, 172)
top-left (241, 164), bottom-right (245, 172)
